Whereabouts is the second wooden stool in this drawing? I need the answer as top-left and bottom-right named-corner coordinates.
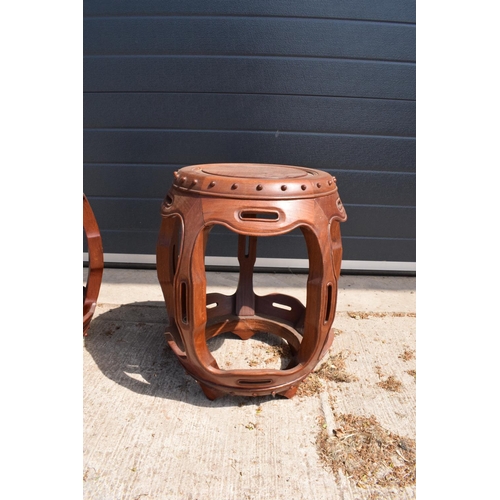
top-left (157, 163), bottom-right (347, 400)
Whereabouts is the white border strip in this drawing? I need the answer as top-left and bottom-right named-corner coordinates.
top-left (83, 253), bottom-right (415, 273)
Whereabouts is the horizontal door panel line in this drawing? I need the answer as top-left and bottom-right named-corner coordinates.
top-left (84, 162), bottom-right (184, 167)
top-left (83, 90), bottom-right (416, 102)
top-left (331, 169), bottom-right (415, 175)
top-left (83, 127), bottom-right (416, 141)
top-left (343, 235), bottom-right (415, 242)
top-left (85, 196), bottom-right (164, 202)
top-left (82, 253), bottom-right (416, 272)
top-left (84, 202), bottom-right (414, 211)
top-left (83, 164), bottom-right (416, 175)
top-left (84, 163), bottom-right (416, 175)
top-left (343, 203), bottom-right (415, 209)
top-left (84, 54), bottom-right (416, 66)
top-left (83, 14), bottom-right (415, 26)
top-left (93, 229), bottom-right (415, 241)
top-left (96, 228), bottom-right (158, 232)
top-left (86, 193), bottom-right (416, 206)
top-left (96, 229), bottom-right (160, 235)
top-left (84, 13), bottom-right (415, 25)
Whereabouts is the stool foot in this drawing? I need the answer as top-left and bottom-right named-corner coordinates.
top-left (198, 382), bottom-right (225, 401)
top-left (279, 385), bottom-right (298, 399)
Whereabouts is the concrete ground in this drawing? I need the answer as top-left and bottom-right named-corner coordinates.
top-left (83, 268), bottom-right (416, 500)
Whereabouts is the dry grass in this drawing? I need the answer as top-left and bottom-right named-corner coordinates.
top-left (231, 335), bottom-right (293, 369)
top-left (347, 312), bottom-right (416, 319)
top-left (398, 349), bottom-right (415, 361)
top-left (296, 373), bottom-right (324, 397)
top-left (317, 413), bottom-right (416, 489)
top-left (296, 350), bottom-right (358, 397)
top-left (316, 351), bottom-right (358, 383)
top-left (263, 343), bottom-right (292, 365)
top-left (377, 375), bottom-right (403, 393)
top-left (375, 366), bottom-right (403, 392)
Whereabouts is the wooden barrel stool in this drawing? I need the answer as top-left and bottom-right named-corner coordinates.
top-left (156, 163), bottom-right (347, 400)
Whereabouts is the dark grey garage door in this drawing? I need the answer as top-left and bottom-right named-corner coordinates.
top-left (83, 0), bottom-right (415, 272)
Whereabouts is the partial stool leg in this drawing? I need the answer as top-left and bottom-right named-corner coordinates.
top-left (295, 224), bottom-right (336, 367)
top-left (234, 235), bottom-right (257, 339)
top-left (157, 214), bottom-right (188, 353)
top-left (83, 194), bottom-right (103, 336)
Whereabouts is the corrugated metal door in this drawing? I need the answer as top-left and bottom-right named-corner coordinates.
top-left (83, 0), bottom-right (415, 271)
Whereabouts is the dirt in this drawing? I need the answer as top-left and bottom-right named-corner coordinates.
top-left (374, 366), bottom-right (403, 392)
top-left (347, 312), bottom-right (416, 319)
top-left (398, 349), bottom-right (415, 361)
top-left (296, 350), bottom-right (358, 397)
top-left (377, 375), bottom-right (403, 393)
top-left (316, 350), bottom-right (358, 383)
top-left (237, 334), bottom-right (296, 369)
top-left (296, 373), bottom-right (324, 397)
top-left (262, 343), bottom-right (292, 365)
top-left (317, 413), bottom-right (416, 489)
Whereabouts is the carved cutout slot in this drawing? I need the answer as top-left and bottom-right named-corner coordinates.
top-left (239, 211), bottom-right (279, 221)
top-left (171, 220), bottom-right (183, 276)
top-left (238, 379), bottom-right (273, 385)
top-left (171, 244), bottom-right (177, 275)
top-left (181, 281), bottom-right (188, 324)
top-left (272, 302), bottom-right (292, 311)
top-left (324, 283), bottom-right (333, 323)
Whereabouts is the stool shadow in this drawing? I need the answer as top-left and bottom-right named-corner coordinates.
top-left (84, 301), bottom-right (281, 408)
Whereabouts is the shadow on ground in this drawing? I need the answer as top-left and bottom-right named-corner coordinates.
top-left (84, 301), bottom-right (284, 408)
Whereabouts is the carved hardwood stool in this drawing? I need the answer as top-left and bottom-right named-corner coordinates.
top-left (156, 163), bottom-right (347, 400)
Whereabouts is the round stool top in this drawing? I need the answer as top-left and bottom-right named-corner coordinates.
top-left (172, 163), bottom-right (339, 200)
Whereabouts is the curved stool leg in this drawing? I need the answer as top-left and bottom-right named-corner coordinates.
top-left (157, 214), bottom-right (185, 350)
top-left (297, 224), bottom-right (337, 364)
top-left (83, 194), bottom-right (104, 336)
